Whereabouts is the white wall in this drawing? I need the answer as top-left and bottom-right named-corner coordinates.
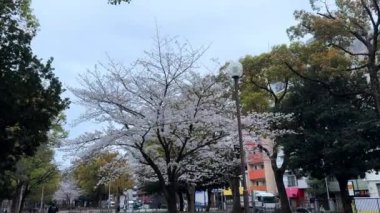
top-left (365, 172), bottom-right (380, 197)
top-left (195, 191), bottom-right (208, 203)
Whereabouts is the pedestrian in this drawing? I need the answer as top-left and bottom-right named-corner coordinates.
top-left (47, 203), bottom-right (59, 213)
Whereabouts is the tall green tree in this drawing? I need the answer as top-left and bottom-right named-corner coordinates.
top-left (288, 0), bottom-right (380, 117)
top-left (240, 44), bottom-right (297, 213)
top-left (4, 145), bottom-right (60, 213)
top-left (0, 0), bottom-right (69, 180)
top-left (280, 75), bottom-right (380, 213)
top-left (240, 39), bottom-right (365, 213)
top-left (1, 115), bottom-right (67, 213)
top-left (72, 154), bottom-right (111, 205)
top-left (73, 152), bottom-right (133, 209)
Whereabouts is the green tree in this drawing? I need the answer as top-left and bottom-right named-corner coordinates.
top-left (73, 156), bottom-right (110, 205)
top-left (240, 38), bottom-right (364, 213)
top-left (288, 0), bottom-right (380, 117)
top-left (240, 45), bottom-right (297, 213)
top-left (280, 76), bottom-right (380, 213)
top-left (241, 44), bottom-right (295, 112)
top-left (73, 152), bottom-right (133, 209)
top-left (1, 116), bottom-right (67, 213)
top-left (5, 145), bottom-right (60, 213)
top-left (0, 0), bottom-right (69, 181)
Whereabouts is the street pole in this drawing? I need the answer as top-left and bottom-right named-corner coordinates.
top-left (40, 185), bottom-right (44, 213)
top-left (108, 183), bottom-right (111, 209)
top-left (324, 177), bottom-right (331, 210)
top-left (233, 76), bottom-right (249, 213)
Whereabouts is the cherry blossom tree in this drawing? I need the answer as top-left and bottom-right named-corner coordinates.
top-left (53, 179), bottom-right (82, 207)
top-left (70, 34), bottom-right (234, 213)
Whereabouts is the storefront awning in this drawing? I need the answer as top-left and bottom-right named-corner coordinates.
top-left (286, 187), bottom-right (304, 198)
top-left (223, 187), bottom-right (243, 196)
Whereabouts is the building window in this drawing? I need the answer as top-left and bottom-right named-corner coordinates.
top-left (287, 175), bottom-right (297, 187)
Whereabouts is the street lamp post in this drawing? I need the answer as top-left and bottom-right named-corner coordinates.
top-left (227, 61), bottom-right (249, 213)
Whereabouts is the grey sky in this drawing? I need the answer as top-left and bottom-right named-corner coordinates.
top-left (30, 0), bottom-right (310, 165)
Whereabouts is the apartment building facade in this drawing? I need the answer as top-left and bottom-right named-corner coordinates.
top-left (245, 139), bottom-right (309, 209)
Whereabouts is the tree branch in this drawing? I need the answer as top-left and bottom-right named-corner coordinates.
top-left (329, 43), bottom-right (368, 56)
top-left (284, 62), bottom-right (368, 97)
top-left (361, 0), bottom-right (376, 27)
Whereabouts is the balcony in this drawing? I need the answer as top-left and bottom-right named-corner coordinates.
top-left (248, 153), bottom-right (264, 164)
top-left (250, 185), bottom-right (267, 191)
top-left (249, 169), bottom-right (265, 180)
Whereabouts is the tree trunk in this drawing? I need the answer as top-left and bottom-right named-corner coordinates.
top-left (163, 184), bottom-right (178, 213)
top-left (18, 187), bottom-right (29, 213)
top-left (369, 69), bottom-right (380, 117)
top-left (273, 168), bottom-right (291, 213)
top-left (186, 184), bottom-right (195, 213)
top-left (230, 177), bottom-right (241, 213)
top-left (115, 187), bottom-right (121, 213)
top-left (178, 191), bottom-right (184, 212)
top-left (11, 182), bottom-right (26, 213)
top-left (206, 188), bottom-right (212, 212)
top-left (336, 176), bottom-right (353, 213)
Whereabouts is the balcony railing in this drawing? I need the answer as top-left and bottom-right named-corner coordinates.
top-left (247, 153), bottom-right (264, 164)
top-left (250, 185), bottom-right (267, 191)
top-left (249, 169), bottom-right (265, 180)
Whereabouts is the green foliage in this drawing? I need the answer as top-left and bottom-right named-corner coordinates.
top-left (241, 44), bottom-right (300, 111)
top-left (0, 0), bottom-right (69, 177)
top-left (19, 0), bottom-right (39, 31)
top-left (287, 0), bottom-right (380, 118)
top-left (0, 0), bottom-right (39, 29)
top-left (73, 156), bottom-right (107, 200)
top-left (281, 77), bottom-right (380, 179)
top-left (1, 144), bottom-right (60, 202)
top-left (278, 73), bottom-right (380, 213)
top-left (306, 179), bottom-right (327, 197)
top-left (73, 152), bottom-right (133, 202)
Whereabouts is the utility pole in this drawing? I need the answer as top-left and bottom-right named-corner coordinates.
top-left (108, 183), bottom-right (111, 209)
top-left (324, 177), bottom-right (331, 210)
top-left (40, 185), bottom-right (45, 213)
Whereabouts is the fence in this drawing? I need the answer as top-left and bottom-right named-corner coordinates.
top-left (353, 198), bottom-right (380, 213)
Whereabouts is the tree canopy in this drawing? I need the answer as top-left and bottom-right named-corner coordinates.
top-left (288, 0), bottom-right (380, 117)
top-left (72, 151), bottom-right (133, 206)
top-left (0, 0), bottom-right (69, 177)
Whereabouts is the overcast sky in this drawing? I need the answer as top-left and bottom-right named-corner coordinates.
top-left (30, 0), bottom-right (311, 166)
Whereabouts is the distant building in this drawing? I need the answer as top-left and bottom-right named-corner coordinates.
top-left (366, 172), bottom-right (380, 198)
top-left (246, 140), bottom-right (277, 194)
top-left (245, 138), bottom-right (310, 209)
